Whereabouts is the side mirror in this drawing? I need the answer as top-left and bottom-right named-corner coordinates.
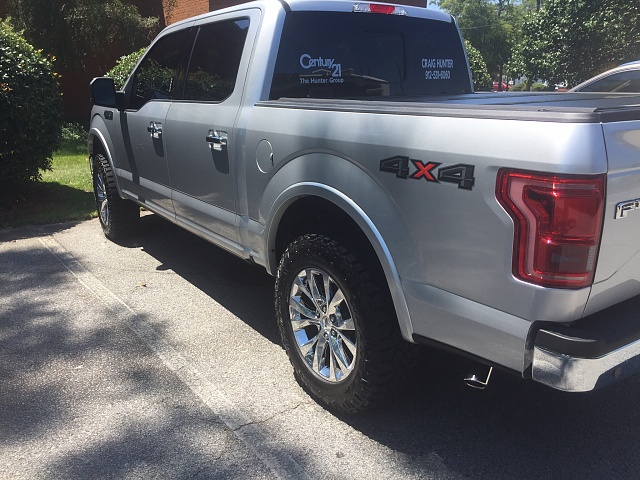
top-left (90, 77), bottom-right (127, 111)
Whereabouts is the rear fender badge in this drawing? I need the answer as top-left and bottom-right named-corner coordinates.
top-left (615, 199), bottom-right (640, 219)
top-left (379, 156), bottom-right (475, 191)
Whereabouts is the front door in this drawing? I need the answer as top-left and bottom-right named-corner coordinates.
top-left (119, 26), bottom-right (192, 216)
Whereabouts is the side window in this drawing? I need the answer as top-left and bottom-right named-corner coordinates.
top-left (183, 18), bottom-right (250, 102)
top-left (132, 29), bottom-right (189, 110)
top-left (582, 70), bottom-right (640, 93)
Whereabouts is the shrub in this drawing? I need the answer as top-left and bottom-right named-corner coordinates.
top-left (510, 82), bottom-right (527, 91)
top-left (531, 82), bottom-right (551, 92)
top-left (0, 19), bottom-right (62, 206)
top-left (61, 122), bottom-right (87, 142)
top-left (107, 47), bottom-right (146, 89)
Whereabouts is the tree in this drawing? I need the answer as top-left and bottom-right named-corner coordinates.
top-left (511, 0), bottom-right (640, 86)
top-left (432, 0), bottom-right (535, 82)
top-left (0, 19), bottom-right (62, 205)
top-left (6, 0), bottom-right (159, 71)
top-left (465, 40), bottom-right (492, 90)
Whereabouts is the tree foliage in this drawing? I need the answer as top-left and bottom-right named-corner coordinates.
top-left (465, 40), bottom-right (492, 90)
top-left (6, 0), bottom-right (159, 71)
top-left (511, 0), bottom-right (640, 86)
top-left (0, 19), bottom-right (62, 205)
top-left (433, 0), bottom-right (536, 79)
top-left (107, 47), bottom-right (146, 89)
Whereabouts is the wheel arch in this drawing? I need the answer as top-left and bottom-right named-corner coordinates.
top-left (265, 184), bottom-right (415, 342)
top-left (88, 115), bottom-right (112, 159)
top-left (88, 115), bottom-right (125, 198)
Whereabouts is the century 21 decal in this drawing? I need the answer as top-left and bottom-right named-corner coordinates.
top-left (379, 156), bottom-right (475, 191)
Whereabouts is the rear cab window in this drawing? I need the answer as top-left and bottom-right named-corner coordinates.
top-left (183, 18), bottom-right (250, 102)
top-left (270, 11), bottom-right (471, 100)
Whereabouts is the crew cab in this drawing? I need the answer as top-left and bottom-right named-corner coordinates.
top-left (89, 0), bottom-right (640, 412)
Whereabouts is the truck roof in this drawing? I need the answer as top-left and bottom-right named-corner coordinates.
top-left (164, 0), bottom-right (453, 33)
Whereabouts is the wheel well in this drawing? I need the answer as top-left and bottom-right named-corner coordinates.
top-left (88, 134), bottom-right (106, 157)
top-left (274, 196), bottom-right (384, 281)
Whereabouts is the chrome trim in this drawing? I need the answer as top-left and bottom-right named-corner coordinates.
top-left (615, 198), bottom-right (640, 219)
top-left (288, 267), bottom-right (357, 383)
top-left (532, 336), bottom-right (640, 391)
top-left (206, 129), bottom-right (228, 151)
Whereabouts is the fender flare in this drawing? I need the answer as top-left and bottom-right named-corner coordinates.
top-left (88, 114), bottom-right (126, 198)
top-left (263, 179), bottom-right (416, 342)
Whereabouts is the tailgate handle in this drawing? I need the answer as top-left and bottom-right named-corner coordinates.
top-left (206, 130), bottom-right (228, 151)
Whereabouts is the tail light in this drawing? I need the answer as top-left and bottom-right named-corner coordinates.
top-left (497, 169), bottom-right (606, 289)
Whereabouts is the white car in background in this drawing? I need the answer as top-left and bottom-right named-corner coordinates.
top-left (570, 60), bottom-right (640, 92)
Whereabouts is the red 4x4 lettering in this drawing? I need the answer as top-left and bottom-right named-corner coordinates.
top-left (411, 160), bottom-right (440, 181)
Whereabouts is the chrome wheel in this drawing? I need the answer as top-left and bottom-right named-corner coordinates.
top-left (277, 234), bottom-right (414, 413)
top-left (95, 168), bottom-right (110, 226)
top-left (289, 268), bottom-right (357, 383)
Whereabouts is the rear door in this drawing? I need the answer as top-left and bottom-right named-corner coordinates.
top-left (165, 10), bottom-right (258, 246)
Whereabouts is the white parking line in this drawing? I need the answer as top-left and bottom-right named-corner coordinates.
top-left (38, 234), bottom-right (310, 480)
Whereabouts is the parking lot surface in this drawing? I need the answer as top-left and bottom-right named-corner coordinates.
top-left (2, 216), bottom-right (639, 479)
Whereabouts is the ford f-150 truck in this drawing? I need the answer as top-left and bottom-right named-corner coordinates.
top-left (89, 0), bottom-right (640, 413)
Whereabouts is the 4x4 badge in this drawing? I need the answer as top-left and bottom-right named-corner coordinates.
top-left (379, 156), bottom-right (475, 191)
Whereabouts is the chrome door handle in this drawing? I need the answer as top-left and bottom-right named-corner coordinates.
top-left (206, 130), bottom-right (228, 151)
top-left (147, 121), bottom-right (163, 139)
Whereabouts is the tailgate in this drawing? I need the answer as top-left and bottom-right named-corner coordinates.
top-left (586, 116), bottom-right (640, 315)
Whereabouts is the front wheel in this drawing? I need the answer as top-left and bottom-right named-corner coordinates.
top-left (275, 234), bottom-right (414, 413)
top-left (92, 153), bottom-right (139, 240)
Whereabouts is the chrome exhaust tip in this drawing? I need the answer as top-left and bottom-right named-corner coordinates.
top-left (464, 366), bottom-right (493, 390)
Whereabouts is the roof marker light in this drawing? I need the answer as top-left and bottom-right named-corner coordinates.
top-left (353, 3), bottom-right (408, 15)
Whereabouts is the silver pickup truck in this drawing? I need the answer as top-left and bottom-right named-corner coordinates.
top-left (89, 0), bottom-right (640, 413)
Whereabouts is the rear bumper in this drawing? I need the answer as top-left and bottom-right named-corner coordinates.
top-left (532, 294), bottom-right (640, 391)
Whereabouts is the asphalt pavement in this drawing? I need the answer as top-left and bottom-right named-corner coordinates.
top-left (2, 215), bottom-right (640, 479)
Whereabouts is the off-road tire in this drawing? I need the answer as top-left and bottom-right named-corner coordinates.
top-left (92, 153), bottom-right (139, 240)
top-left (275, 234), bottom-right (414, 413)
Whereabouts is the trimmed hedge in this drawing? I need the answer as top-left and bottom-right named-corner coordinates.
top-left (0, 19), bottom-right (62, 205)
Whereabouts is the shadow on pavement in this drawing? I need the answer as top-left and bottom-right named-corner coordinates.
top-left (4, 215), bottom-right (639, 479)
top-left (343, 347), bottom-right (640, 479)
top-left (116, 214), bottom-right (279, 346)
top-left (0, 227), bottom-right (281, 478)
top-left (113, 214), bottom-right (640, 479)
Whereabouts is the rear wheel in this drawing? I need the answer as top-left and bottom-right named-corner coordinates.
top-left (92, 153), bottom-right (139, 240)
top-left (275, 234), bottom-right (414, 413)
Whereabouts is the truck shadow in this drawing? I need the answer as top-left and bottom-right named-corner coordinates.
top-left (120, 213), bottom-right (279, 345)
top-left (345, 350), bottom-right (640, 479)
top-left (122, 214), bottom-right (640, 480)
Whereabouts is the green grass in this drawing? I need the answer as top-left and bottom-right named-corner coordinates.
top-left (0, 139), bottom-right (97, 228)
top-left (41, 140), bottom-right (93, 191)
